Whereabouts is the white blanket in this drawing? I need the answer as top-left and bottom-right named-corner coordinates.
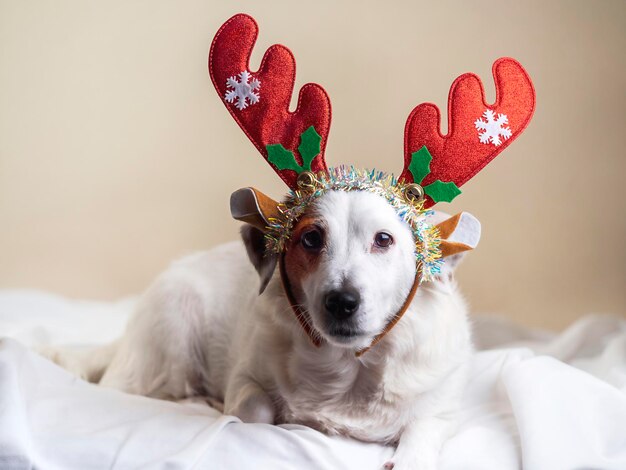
top-left (0, 289), bottom-right (625, 470)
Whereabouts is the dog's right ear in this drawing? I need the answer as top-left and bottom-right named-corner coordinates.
top-left (230, 188), bottom-right (282, 294)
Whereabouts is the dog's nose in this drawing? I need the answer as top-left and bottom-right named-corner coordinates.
top-left (324, 288), bottom-right (360, 320)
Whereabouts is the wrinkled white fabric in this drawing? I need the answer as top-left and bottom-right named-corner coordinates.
top-left (0, 289), bottom-right (624, 470)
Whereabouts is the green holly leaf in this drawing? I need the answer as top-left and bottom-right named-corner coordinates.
top-left (408, 145), bottom-right (432, 184)
top-left (298, 126), bottom-right (322, 171)
top-left (424, 180), bottom-right (462, 203)
top-left (266, 144), bottom-right (303, 173)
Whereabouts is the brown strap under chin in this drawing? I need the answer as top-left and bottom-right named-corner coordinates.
top-left (278, 252), bottom-right (421, 357)
top-left (355, 268), bottom-right (421, 357)
top-left (278, 253), bottom-right (323, 347)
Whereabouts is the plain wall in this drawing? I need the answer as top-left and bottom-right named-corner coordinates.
top-left (1, 0), bottom-right (624, 329)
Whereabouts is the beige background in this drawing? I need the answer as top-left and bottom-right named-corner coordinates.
top-left (1, 0), bottom-right (624, 330)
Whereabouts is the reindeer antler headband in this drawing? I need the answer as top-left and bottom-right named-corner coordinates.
top-left (209, 14), bottom-right (535, 353)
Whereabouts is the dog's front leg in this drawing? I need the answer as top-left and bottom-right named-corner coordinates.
top-left (384, 416), bottom-right (453, 470)
top-left (224, 373), bottom-right (275, 424)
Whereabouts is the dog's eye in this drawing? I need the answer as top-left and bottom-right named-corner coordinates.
top-left (374, 232), bottom-right (393, 248)
top-left (301, 228), bottom-right (324, 251)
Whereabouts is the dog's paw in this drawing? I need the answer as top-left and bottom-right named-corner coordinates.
top-left (232, 398), bottom-right (274, 424)
top-left (382, 461), bottom-right (436, 470)
top-left (36, 345), bottom-right (90, 381)
top-left (382, 453), bottom-right (437, 470)
top-left (225, 382), bottom-right (276, 424)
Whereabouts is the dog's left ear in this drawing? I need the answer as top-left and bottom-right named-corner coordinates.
top-left (231, 188), bottom-right (282, 294)
top-left (435, 212), bottom-right (481, 274)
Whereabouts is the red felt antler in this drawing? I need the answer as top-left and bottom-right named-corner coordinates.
top-left (400, 58), bottom-right (536, 207)
top-left (209, 14), bottom-right (332, 190)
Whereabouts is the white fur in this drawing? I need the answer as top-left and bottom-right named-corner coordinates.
top-left (45, 191), bottom-right (477, 470)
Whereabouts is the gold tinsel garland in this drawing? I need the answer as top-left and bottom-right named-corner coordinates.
top-left (264, 166), bottom-right (443, 281)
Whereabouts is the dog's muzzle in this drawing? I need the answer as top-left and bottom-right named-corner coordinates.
top-left (279, 252), bottom-right (421, 357)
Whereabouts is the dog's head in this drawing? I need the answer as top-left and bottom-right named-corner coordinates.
top-left (210, 14), bottom-right (534, 351)
top-left (209, 15), bottom-right (534, 352)
top-left (232, 187), bottom-right (480, 350)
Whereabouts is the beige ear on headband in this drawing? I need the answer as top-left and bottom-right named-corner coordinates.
top-left (230, 187), bottom-right (282, 232)
top-left (436, 212), bottom-right (481, 258)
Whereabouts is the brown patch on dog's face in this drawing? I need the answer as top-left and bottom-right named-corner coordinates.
top-left (283, 215), bottom-right (325, 299)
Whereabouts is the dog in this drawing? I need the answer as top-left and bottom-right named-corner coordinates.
top-left (41, 11), bottom-right (540, 468)
top-left (44, 186), bottom-right (480, 470)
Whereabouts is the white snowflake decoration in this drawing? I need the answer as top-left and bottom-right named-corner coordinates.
top-left (225, 71), bottom-right (260, 110)
top-left (474, 109), bottom-right (512, 147)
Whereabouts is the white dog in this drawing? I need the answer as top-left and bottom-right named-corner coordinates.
top-left (40, 10), bottom-right (538, 467)
top-left (45, 186), bottom-right (480, 470)
top-left (36, 8), bottom-right (540, 466)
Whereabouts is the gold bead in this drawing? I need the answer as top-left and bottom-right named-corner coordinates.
top-left (297, 171), bottom-right (317, 190)
top-left (404, 183), bottom-right (425, 203)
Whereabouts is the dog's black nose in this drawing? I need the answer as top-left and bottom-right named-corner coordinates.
top-left (324, 288), bottom-right (360, 320)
